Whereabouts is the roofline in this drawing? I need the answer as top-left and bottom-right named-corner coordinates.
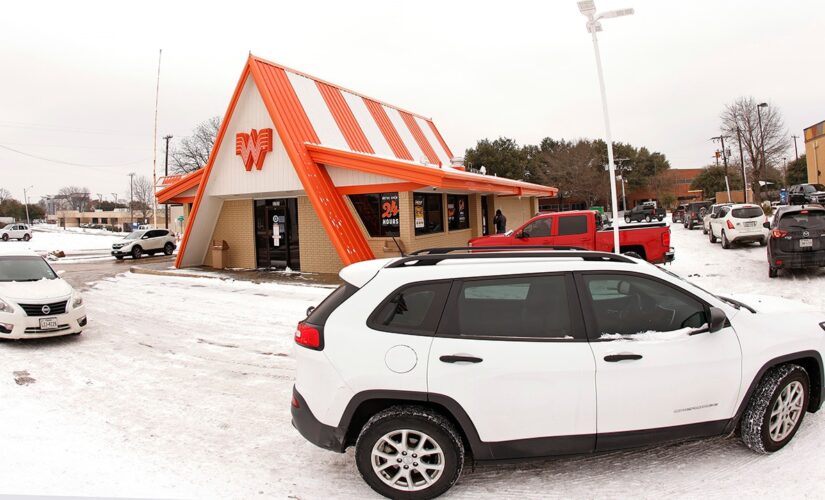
top-left (804, 119), bottom-right (825, 132)
top-left (156, 169), bottom-right (204, 204)
top-left (249, 54), bottom-right (435, 123)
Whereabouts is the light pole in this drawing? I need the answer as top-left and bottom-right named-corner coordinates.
top-left (736, 126), bottom-right (749, 203)
top-left (163, 134), bottom-right (173, 229)
top-left (128, 172), bottom-right (135, 228)
top-left (757, 102), bottom-right (768, 199)
top-left (23, 185), bottom-right (33, 226)
top-left (791, 135), bottom-right (800, 162)
top-left (577, 0), bottom-right (634, 253)
top-left (711, 136), bottom-right (732, 201)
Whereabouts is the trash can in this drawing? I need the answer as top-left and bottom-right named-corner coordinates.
top-left (211, 240), bottom-right (230, 269)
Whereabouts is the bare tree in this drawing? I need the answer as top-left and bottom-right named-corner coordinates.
top-left (721, 97), bottom-right (788, 185)
top-left (56, 186), bottom-right (91, 212)
top-left (0, 188), bottom-right (11, 203)
top-left (170, 116), bottom-right (220, 173)
top-left (130, 175), bottom-right (154, 222)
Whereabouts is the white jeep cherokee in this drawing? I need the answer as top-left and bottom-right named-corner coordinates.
top-left (291, 248), bottom-right (825, 499)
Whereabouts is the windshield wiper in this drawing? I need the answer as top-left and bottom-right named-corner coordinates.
top-left (718, 295), bottom-right (756, 313)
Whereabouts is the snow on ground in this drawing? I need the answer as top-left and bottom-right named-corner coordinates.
top-left (1, 224), bottom-right (124, 255)
top-left (3, 224), bottom-right (825, 498)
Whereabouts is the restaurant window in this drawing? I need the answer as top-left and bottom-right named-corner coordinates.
top-left (447, 195), bottom-right (470, 231)
top-left (349, 192), bottom-right (400, 237)
top-left (414, 193), bottom-right (444, 235)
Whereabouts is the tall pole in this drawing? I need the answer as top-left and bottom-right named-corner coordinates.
top-left (589, 25), bottom-right (620, 253)
top-left (23, 186), bottom-right (32, 226)
top-left (711, 136), bottom-right (731, 201)
top-left (129, 172), bottom-right (135, 228)
top-left (152, 49), bottom-right (162, 229)
top-left (757, 103), bottom-right (768, 200)
top-left (791, 135), bottom-right (800, 161)
top-left (736, 127), bottom-right (748, 203)
top-left (163, 134), bottom-right (173, 229)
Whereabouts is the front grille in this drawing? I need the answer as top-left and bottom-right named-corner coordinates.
top-left (17, 301), bottom-right (68, 317)
top-left (25, 324), bottom-right (70, 334)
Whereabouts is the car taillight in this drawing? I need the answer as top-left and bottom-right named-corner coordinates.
top-left (771, 229), bottom-right (788, 238)
top-left (662, 230), bottom-right (670, 247)
top-left (726, 220), bottom-right (735, 230)
top-left (295, 322), bottom-right (322, 350)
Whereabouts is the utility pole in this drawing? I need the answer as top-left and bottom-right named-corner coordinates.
top-left (23, 185), bottom-right (33, 226)
top-left (791, 135), bottom-right (800, 161)
top-left (152, 49), bottom-right (163, 229)
top-left (711, 135), bottom-right (731, 201)
top-left (736, 127), bottom-right (748, 203)
top-left (757, 102), bottom-right (768, 199)
top-left (163, 134), bottom-right (173, 229)
top-left (128, 172), bottom-right (135, 228)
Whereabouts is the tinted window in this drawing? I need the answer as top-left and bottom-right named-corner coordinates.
top-left (731, 207), bottom-right (763, 219)
top-left (557, 215), bottom-right (588, 236)
top-left (778, 211), bottom-right (825, 230)
top-left (523, 218), bottom-right (551, 238)
top-left (306, 283), bottom-right (359, 326)
top-left (349, 192), bottom-right (400, 237)
top-left (584, 274), bottom-right (706, 338)
top-left (370, 282), bottom-right (450, 335)
top-left (445, 275), bottom-right (574, 339)
top-left (446, 195), bottom-right (470, 230)
top-left (414, 194), bottom-right (444, 236)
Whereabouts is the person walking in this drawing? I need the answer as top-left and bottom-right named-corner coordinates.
top-left (494, 209), bottom-right (507, 234)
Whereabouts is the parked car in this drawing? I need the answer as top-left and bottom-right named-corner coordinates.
top-left (624, 203), bottom-right (666, 223)
top-left (766, 205), bottom-right (825, 278)
top-left (672, 204), bottom-right (688, 224)
top-left (291, 247), bottom-right (825, 498)
top-left (702, 203), bottom-right (732, 235)
top-left (111, 229), bottom-right (176, 260)
top-left (468, 210), bottom-right (674, 263)
top-left (683, 201), bottom-right (713, 230)
top-left (708, 204), bottom-right (769, 249)
top-left (0, 249), bottom-right (86, 339)
top-left (0, 223), bottom-right (32, 242)
top-left (788, 183), bottom-right (825, 206)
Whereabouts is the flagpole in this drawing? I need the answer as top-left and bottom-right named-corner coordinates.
top-left (152, 49), bottom-right (162, 228)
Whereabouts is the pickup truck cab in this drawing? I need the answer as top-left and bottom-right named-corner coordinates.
top-left (468, 210), bottom-right (674, 263)
top-left (625, 203), bottom-right (666, 223)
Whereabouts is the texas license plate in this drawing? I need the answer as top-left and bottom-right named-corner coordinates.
top-left (800, 238), bottom-right (813, 248)
top-left (39, 317), bottom-right (58, 330)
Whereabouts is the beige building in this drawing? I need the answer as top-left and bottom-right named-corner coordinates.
top-left (157, 55), bottom-right (555, 275)
top-left (52, 207), bottom-right (182, 231)
top-left (804, 120), bottom-right (825, 184)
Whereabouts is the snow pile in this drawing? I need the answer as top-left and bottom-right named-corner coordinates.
top-left (599, 325), bottom-right (701, 341)
top-left (1, 227), bottom-right (123, 254)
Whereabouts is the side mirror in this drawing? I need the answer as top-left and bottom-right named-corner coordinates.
top-left (515, 231), bottom-right (525, 239)
top-left (763, 222), bottom-right (770, 229)
top-left (141, 235), bottom-right (149, 239)
top-left (708, 306), bottom-right (727, 333)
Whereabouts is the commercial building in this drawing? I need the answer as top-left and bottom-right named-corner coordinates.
top-left (51, 208), bottom-right (180, 230)
top-left (804, 120), bottom-right (825, 184)
top-left (158, 55), bottom-right (556, 273)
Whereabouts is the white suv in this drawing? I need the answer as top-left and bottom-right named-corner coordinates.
top-left (111, 229), bottom-right (176, 260)
top-left (292, 248), bottom-right (825, 498)
top-left (708, 204), bottom-right (770, 248)
top-left (0, 223), bottom-right (32, 241)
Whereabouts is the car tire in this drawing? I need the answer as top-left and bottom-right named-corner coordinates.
top-left (645, 215), bottom-right (652, 223)
top-left (1, 234), bottom-right (7, 241)
top-left (702, 225), bottom-right (708, 235)
top-left (164, 243), bottom-right (174, 255)
top-left (741, 364), bottom-right (809, 453)
top-left (23, 233), bottom-right (31, 241)
top-left (355, 406), bottom-right (464, 499)
top-left (624, 216), bottom-right (631, 223)
top-left (687, 220), bottom-right (694, 230)
top-left (709, 228), bottom-right (717, 244)
top-left (131, 246), bottom-right (142, 259)
top-left (721, 231), bottom-right (730, 249)
top-left (657, 216), bottom-right (664, 221)
top-left (768, 265), bottom-right (778, 278)
top-left (760, 238), bottom-right (767, 247)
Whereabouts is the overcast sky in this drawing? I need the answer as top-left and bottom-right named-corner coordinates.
top-left (1, 0), bottom-right (822, 202)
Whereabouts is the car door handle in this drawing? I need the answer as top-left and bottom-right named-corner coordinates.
top-left (604, 353), bottom-right (643, 362)
top-left (439, 355), bottom-right (483, 364)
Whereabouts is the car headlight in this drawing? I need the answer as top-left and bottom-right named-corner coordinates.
top-left (0, 298), bottom-right (13, 314)
top-left (71, 290), bottom-right (83, 309)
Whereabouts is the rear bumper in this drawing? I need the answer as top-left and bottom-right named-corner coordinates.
top-left (731, 233), bottom-right (766, 243)
top-left (291, 386), bottom-right (346, 453)
top-left (770, 249), bottom-right (825, 269)
top-left (664, 249), bottom-right (675, 263)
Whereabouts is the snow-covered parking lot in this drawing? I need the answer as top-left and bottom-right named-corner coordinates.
top-left (4, 219), bottom-right (825, 498)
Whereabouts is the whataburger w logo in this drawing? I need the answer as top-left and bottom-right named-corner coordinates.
top-left (235, 128), bottom-right (273, 171)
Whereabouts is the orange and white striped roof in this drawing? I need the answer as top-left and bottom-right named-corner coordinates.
top-left (250, 55), bottom-right (453, 167)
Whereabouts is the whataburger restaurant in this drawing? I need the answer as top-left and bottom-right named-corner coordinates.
top-left (157, 55), bottom-right (557, 274)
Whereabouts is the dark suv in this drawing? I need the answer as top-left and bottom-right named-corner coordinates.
top-left (788, 184), bottom-right (825, 205)
top-left (683, 201), bottom-right (713, 230)
top-left (766, 205), bottom-right (825, 277)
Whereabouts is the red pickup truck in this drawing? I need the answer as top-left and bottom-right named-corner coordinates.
top-left (468, 210), bottom-right (674, 263)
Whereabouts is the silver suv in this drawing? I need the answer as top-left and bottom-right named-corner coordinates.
top-left (111, 229), bottom-right (176, 260)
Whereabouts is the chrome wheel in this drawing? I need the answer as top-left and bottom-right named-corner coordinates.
top-left (371, 429), bottom-right (445, 492)
top-left (770, 381), bottom-right (805, 442)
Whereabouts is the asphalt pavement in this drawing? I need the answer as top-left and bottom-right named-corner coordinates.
top-left (51, 255), bottom-right (175, 290)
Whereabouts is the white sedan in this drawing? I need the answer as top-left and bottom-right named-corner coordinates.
top-left (0, 249), bottom-right (86, 339)
top-left (708, 204), bottom-right (770, 248)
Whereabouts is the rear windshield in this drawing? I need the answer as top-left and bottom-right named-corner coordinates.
top-left (778, 211), bottom-right (825, 230)
top-left (732, 207), bottom-right (763, 219)
top-left (0, 256), bottom-right (57, 282)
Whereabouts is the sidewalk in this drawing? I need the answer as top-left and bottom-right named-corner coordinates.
top-left (129, 261), bottom-right (342, 287)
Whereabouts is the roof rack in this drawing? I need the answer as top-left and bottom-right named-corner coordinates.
top-left (386, 246), bottom-right (636, 268)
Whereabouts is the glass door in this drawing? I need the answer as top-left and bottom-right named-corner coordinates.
top-left (255, 199), bottom-right (300, 270)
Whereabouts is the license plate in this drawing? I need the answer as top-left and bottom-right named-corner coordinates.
top-left (800, 239), bottom-right (813, 248)
top-left (744, 221), bottom-right (756, 227)
top-left (39, 317), bottom-right (58, 330)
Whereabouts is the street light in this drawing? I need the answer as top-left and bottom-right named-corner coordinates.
top-left (577, 0), bottom-right (634, 254)
top-left (23, 185), bottom-right (33, 226)
top-left (757, 102), bottom-right (768, 199)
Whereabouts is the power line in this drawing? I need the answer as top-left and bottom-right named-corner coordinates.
top-left (0, 143), bottom-right (149, 168)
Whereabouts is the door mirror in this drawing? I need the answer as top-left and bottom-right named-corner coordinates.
top-left (763, 221), bottom-right (770, 229)
top-left (708, 306), bottom-right (727, 333)
top-left (515, 231), bottom-right (525, 239)
top-left (617, 280), bottom-right (631, 295)
top-left (141, 235), bottom-right (149, 239)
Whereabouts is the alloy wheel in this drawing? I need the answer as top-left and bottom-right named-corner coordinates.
top-left (370, 429), bottom-right (445, 492)
top-left (770, 381), bottom-right (805, 442)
